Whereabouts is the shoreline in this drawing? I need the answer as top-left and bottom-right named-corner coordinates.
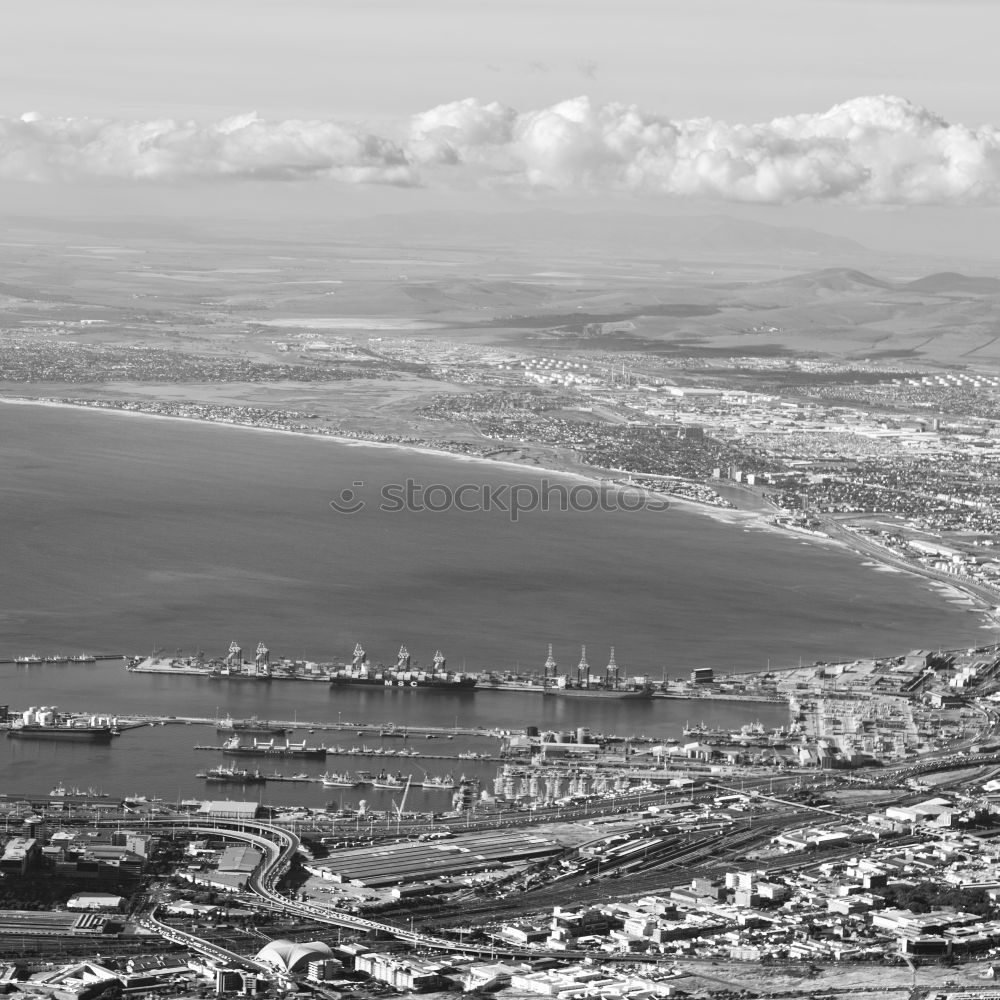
top-left (3, 392), bottom-right (997, 636)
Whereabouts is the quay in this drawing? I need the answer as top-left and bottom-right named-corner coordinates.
top-left (124, 655), bottom-right (793, 705)
top-left (0, 653), bottom-right (126, 665)
top-left (125, 715), bottom-right (499, 739)
top-left (192, 744), bottom-right (501, 763)
top-left (127, 714), bottom-right (663, 745)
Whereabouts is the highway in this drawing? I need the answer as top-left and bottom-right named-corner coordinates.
top-left (142, 904), bottom-right (274, 973)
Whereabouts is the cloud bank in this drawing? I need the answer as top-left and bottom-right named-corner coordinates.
top-left (6, 95), bottom-right (1000, 205)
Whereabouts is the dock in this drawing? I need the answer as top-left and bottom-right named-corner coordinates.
top-left (192, 744), bottom-right (500, 763)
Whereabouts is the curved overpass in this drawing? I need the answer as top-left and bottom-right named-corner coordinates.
top-left (158, 820), bottom-right (467, 952)
top-left (142, 904), bottom-right (273, 973)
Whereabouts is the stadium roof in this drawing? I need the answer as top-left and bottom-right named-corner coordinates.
top-left (256, 939), bottom-right (333, 972)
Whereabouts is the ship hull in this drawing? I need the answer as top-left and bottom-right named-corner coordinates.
top-left (223, 747), bottom-right (326, 758)
top-left (8, 726), bottom-right (114, 743)
top-left (216, 720), bottom-right (288, 736)
top-left (547, 688), bottom-right (652, 699)
top-left (329, 675), bottom-right (477, 690)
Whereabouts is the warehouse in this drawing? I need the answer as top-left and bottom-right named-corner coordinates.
top-left (197, 800), bottom-right (261, 821)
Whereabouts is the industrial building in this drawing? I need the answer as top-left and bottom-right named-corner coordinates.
top-left (197, 800), bottom-right (261, 821)
top-left (305, 831), bottom-right (560, 888)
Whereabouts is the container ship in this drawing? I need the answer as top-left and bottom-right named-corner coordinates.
top-left (8, 707), bottom-right (118, 743)
top-left (216, 715), bottom-right (289, 737)
top-left (542, 646), bottom-right (653, 699)
top-left (222, 736), bottom-right (326, 759)
top-left (328, 645), bottom-right (477, 691)
top-left (479, 674), bottom-right (548, 692)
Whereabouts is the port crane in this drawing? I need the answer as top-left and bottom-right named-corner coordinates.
top-left (391, 774), bottom-right (413, 826)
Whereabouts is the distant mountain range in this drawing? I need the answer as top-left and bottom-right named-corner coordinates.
top-left (901, 272), bottom-right (1000, 295)
top-left (766, 268), bottom-right (895, 293)
top-left (337, 210), bottom-right (868, 256)
top-left (766, 267), bottom-right (1000, 297)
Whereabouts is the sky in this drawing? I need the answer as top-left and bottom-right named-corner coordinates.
top-left (3, 0), bottom-right (1000, 255)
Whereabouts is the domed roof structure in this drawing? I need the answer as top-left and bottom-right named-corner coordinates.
top-left (255, 938), bottom-right (334, 972)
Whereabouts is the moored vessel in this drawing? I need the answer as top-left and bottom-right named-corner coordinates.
top-left (417, 773), bottom-right (456, 790)
top-left (200, 764), bottom-right (266, 784)
top-left (370, 771), bottom-right (407, 789)
top-left (8, 707), bottom-right (117, 743)
top-left (221, 735), bottom-right (326, 758)
top-left (321, 772), bottom-right (359, 788)
top-left (216, 715), bottom-right (289, 736)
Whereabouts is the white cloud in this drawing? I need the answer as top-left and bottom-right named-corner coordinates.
top-left (0, 112), bottom-right (416, 185)
top-left (5, 95), bottom-right (1000, 205)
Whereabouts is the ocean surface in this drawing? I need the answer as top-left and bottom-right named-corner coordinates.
top-left (0, 401), bottom-right (987, 801)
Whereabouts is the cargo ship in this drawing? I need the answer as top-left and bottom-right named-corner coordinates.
top-left (479, 674), bottom-right (547, 692)
top-left (216, 715), bottom-right (289, 737)
top-left (222, 736), bottom-right (326, 759)
top-left (328, 645), bottom-right (477, 691)
top-left (542, 646), bottom-right (653, 699)
top-left (8, 707), bottom-right (118, 743)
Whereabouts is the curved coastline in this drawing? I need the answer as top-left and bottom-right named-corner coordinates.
top-left (2, 392), bottom-right (997, 636)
